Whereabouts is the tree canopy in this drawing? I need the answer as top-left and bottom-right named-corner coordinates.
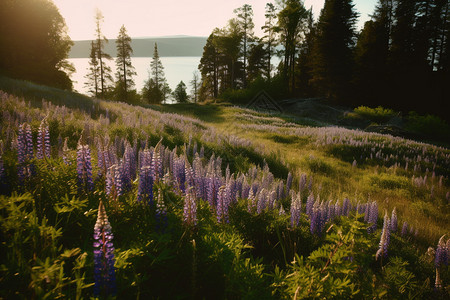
top-left (0, 0), bottom-right (74, 89)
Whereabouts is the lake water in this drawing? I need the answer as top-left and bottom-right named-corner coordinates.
top-left (68, 56), bottom-right (201, 95)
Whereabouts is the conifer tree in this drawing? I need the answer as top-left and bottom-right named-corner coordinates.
top-left (85, 40), bottom-right (100, 97)
top-left (261, 3), bottom-right (278, 82)
top-left (173, 81), bottom-right (188, 103)
top-left (277, 0), bottom-right (308, 94)
top-left (190, 71), bottom-right (200, 103)
top-left (143, 43), bottom-right (166, 103)
top-left (312, 0), bottom-right (358, 101)
top-left (199, 32), bottom-right (220, 99)
top-left (94, 9), bottom-right (113, 98)
top-left (115, 25), bottom-right (136, 102)
top-left (234, 4), bottom-right (254, 87)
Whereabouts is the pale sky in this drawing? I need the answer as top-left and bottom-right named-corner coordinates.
top-left (53, 0), bottom-right (377, 41)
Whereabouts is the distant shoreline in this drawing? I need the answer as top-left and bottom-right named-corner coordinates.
top-left (69, 36), bottom-right (207, 59)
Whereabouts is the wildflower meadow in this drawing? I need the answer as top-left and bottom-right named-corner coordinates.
top-left (0, 84), bottom-right (449, 299)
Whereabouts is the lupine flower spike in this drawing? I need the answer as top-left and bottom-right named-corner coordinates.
top-left (434, 234), bottom-right (448, 289)
top-left (93, 200), bottom-right (117, 297)
top-left (36, 118), bottom-right (50, 159)
top-left (376, 211), bottom-right (390, 261)
top-left (76, 139), bottom-right (94, 191)
top-left (184, 187), bottom-right (197, 227)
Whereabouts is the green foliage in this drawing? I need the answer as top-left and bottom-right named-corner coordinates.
top-left (354, 106), bottom-right (396, 123)
top-left (276, 216), bottom-right (373, 299)
top-left (0, 0), bottom-right (73, 89)
top-left (406, 112), bottom-right (450, 142)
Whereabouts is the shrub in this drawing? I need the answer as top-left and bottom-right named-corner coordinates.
top-left (354, 106), bottom-right (396, 123)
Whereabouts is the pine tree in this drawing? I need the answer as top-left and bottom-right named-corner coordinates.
top-left (296, 8), bottom-right (316, 97)
top-left (234, 4), bottom-right (254, 87)
top-left (277, 0), bottom-right (308, 94)
top-left (247, 40), bottom-right (267, 82)
top-left (143, 43), bottom-right (166, 104)
top-left (261, 3), bottom-right (278, 82)
top-left (312, 0), bottom-right (358, 101)
top-left (173, 81), bottom-right (188, 103)
top-left (85, 40), bottom-right (100, 97)
top-left (199, 32), bottom-right (220, 99)
top-left (94, 9), bottom-right (113, 98)
top-left (115, 25), bottom-right (136, 102)
top-left (190, 71), bottom-right (200, 103)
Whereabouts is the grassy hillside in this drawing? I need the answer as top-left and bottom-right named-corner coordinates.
top-left (0, 78), bottom-right (449, 298)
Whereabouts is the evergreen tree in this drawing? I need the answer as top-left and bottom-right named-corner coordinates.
top-left (214, 20), bottom-right (243, 90)
top-left (234, 4), bottom-right (254, 87)
top-left (143, 43), bottom-right (166, 103)
top-left (247, 40), bottom-right (267, 82)
top-left (190, 71), bottom-right (200, 103)
top-left (296, 8), bottom-right (316, 97)
top-left (173, 81), bottom-right (188, 103)
top-left (94, 9), bottom-right (113, 98)
top-left (199, 32), bottom-right (220, 99)
top-left (85, 41), bottom-right (100, 97)
top-left (0, 0), bottom-right (73, 89)
top-left (262, 3), bottom-right (278, 82)
top-left (312, 0), bottom-right (358, 102)
top-left (115, 25), bottom-right (136, 102)
top-left (354, 0), bottom-right (392, 106)
top-left (277, 0), bottom-right (308, 94)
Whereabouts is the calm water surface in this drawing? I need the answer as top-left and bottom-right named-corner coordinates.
top-left (68, 56), bottom-right (201, 95)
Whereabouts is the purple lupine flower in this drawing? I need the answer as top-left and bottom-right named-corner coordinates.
top-left (123, 143), bottom-right (137, 181)
top-left (17, 123), bottom-right (34, 181)
top-left (375, 211), bottom-right (390, 260)
top-left (286, 172), bottom-right (293, 195)
top-left (290, 191), bottom-right (301, 227)
top-left (299, 173), bottom-right (307, 191)
top-left (335, 199), bottom-right (341, 217)
top-left (401, 221), bottom-right (408, 236)
top-left (342, 198), bottom-right (350, 216)
top-left (247, 188), bottom-right (256, 213)
top-left (151, 143), bottom-right (163, 183)
top-left (76, 141), bottom-right (94, 191)
top-left (106, 165), bottom-right (119, 201)
top-left (305, 193), bottom-right (314, 217)
top-left (206, 175), bottom-right (217, 208)
top-left (137, 166), bottom-right (154, 204)
top-left (435, 235), bottom-right (448, 268)
top-left (390, 208), bottom-right (398, 232)
top-left (93, 200), bottom-right (117, 297)
top-left (241, 181), bottom-right (250, 200)
top-left (256, 189), bottom-right (267, 214)
top-left (268, 190), bottom-right (276, 210)
top-left (368, 201), bottom-right (378, 234)
top-left (36, 119), bottom-right (50, 159)
top-left (217, 185), bottom-right (230, 223)
top-left (363, 202), bottom-right (370, 223)
top-left (185, 163), bottom-right (195, 193)
top-left (155, 188), bottom-right (167, 232)
top-left (184, 187), bottom-right (197, 226)
top-left (310, 201), bottom-right (321, 235)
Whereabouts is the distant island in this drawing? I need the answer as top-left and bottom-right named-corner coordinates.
top-left (69, 36), bottom-right (208, 58)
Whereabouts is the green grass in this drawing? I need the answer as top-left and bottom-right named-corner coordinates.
top-left (0, 77), bottom-right (449, 298)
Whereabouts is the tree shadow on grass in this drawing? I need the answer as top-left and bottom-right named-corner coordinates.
top-left (158, 103), bottom-right (227, 123)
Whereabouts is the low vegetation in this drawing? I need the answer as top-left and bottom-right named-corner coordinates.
top-left (0, 80), bottom-right (449, 298)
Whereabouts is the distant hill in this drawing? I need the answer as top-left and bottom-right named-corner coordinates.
top-left (69, 36), bottom-right (207, 58)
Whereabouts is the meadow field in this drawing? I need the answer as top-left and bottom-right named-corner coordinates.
top-left (0, 78), bottom-right (448, 299)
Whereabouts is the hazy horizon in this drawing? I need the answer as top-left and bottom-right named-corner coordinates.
top-left (53, 0), bottom-right (377, 41)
